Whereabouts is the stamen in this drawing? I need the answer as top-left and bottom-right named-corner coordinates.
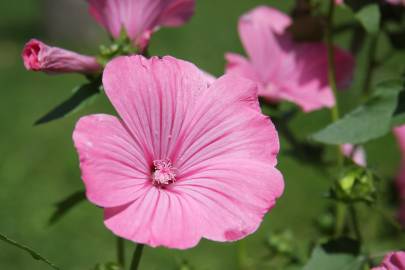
top-left (152, 159), bottom-right (177, 185)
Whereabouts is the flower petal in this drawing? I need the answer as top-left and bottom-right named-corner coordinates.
top-left (172, 159), bottom-right (284, 241)
top-left (104, 188), bottom-right (202, 249)
top-left (73, 114), bottom-right (151, 207)
top-left (102, 55), bottom-right (212, 162)
top-left (158, 0), bottom-right (195, 27)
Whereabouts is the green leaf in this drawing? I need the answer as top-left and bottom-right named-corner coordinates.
top-left (35, 80), bottom-right (101, 125)
top-left (48, 190), bottom-right (86, 225)
top-left (392, 88), bottom-right (405, 126)
top-left (312, 79), bottom-right (404, 145)
top-left (0, 233), bottom-right (60, 270)
top-left (303, 238), bottom-right (364, 270)
top-left (355, 4), bottom-right (380, 34)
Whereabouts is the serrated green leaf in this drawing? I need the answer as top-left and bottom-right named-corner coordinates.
top-left (312, 79), bottom-right (404, 145)
top-left (0, 233), bottom-right (60, 269)
top-left (48, 190), bottom-right (86, 225)
top-left (35, 80), bottom-right (100, 125)
top-left (355, 4), bottom-right (380, 34)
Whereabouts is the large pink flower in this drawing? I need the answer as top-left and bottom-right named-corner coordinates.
top-left (73, 55), bottom-right (284, 249)
top-left (22, 39), bottom-right (101, 75)
top-left (394, 125), bottom-right (405, 226)
top-left (87, 0), bottom-right (195, 50)
top-left (225, 6), bottom-right (355, 112)
top-left (372, 251), bottom-right (405, 270)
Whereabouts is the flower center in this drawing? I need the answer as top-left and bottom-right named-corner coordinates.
top-left (152, 159), bottom-right (177, 186)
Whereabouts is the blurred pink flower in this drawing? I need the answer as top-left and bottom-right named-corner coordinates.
top-left (341, 144), bottom-right (366, 167)
top-left (73, 55), bottom-right (284, 249)
top-left (394, 125), bottom-right (405, 226)
top-left (225, 6), bottom-right (355, 112)
top-left (87, 0), bottom-right (195, 51)
top-left (386, 0), bottom-right (405, 6)
top-left (336, 0), bottom-right (405, 5)
top-left (22, 39), bottom-right (101, 75)
top-left (372, 251), bottom-right (405, 270)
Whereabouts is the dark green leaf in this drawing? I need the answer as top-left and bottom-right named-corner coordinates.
top-left (355, 4), bottom-right (380, 34)
top-left (392, 88), bottom-right (405, 126)
top-left (303, 238), bottom-right (364, 270)
top-left (0, 233), bottom-right (60, 269)
top-left (35, 80), bottom-right (100, 125)
top-left (48, 190), bottom-right (86, 225)
top-left (312, 79), bottom-right (404, 145)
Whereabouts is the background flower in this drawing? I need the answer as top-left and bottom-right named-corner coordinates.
top-left (87, 0), bottom-right (195, 50)
top-left (372, 251), bottom-right (405, 270)
top-left (73, 55), bottom-right (284, 249)
top-left (225, 6), bottom-right (355, 112)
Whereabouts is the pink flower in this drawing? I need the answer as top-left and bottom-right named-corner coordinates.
top-left (87, 0), bottom-right (195, 51)
top-left (22, 39), bottom-right (101, 75)
top-left (372, 251), bottom-right (405, 270)
top-left (341, 144), bottom-right (366, 167)
top-left (225, 6), bottom-right (355, 112)
top-left (394, 126), bottom-right (405, 226)
top-left (72, 55), bottom-right (284, 249)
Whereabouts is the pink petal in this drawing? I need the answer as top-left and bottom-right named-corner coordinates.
top-left (237, 6), bottom-right (291, 83)
top-left (225, 53), bottom-right (261, 85)
top-left (172, 159), bottom-right (283, 242)
top-left (341, 144), bottom-right (367, 167)
top-left (158, 0), bottom-right (195, 27)
top-left (73, 114), bottom-right (151, 207)
top-left (372, 251), bottom-right (405, 270)
top-left (104, 188), bottom-right (202, 249)
top-left (102, 55), bottom-right (212, 162)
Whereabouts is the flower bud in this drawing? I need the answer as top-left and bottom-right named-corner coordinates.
top-left (22, 39), bottom-right (101, 75)
top-left (332, 167), bottom-right (377, 204)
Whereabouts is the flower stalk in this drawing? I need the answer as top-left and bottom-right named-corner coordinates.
top-left (130, 244), bottom-right (145, 270)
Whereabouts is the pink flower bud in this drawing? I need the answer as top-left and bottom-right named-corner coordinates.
top-left (22, 39), bottom-right (101, 75)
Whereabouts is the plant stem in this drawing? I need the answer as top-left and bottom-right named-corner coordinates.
top-left (334, 202), bottom-right (347, 237)
top-left (117, 237), bottom-right (125, 267)
top-left (326, 0), bottom-right (347, 237)
top-left (349, 204), bottom-right (362, 243)
top-left (238, 240), bottom-right (247, 270)
top-left (129, 244), bottom-right (145, 270)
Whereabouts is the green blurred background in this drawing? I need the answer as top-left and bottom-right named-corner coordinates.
top-left (1, 0), bottom-right (405, 269)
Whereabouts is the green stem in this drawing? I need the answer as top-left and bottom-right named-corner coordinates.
top-left (117, 237), bottom-right (125, 267)
top-left (238, 240), bottom-right (248, 270)
top-left (129, 244), bottom-right (145, 270)
top-left (334, 202), bottom-right (347, 237)
top-left (348, 204), bottom-right (362, 243)
top-left (327, 0), bottom-right (347, 237)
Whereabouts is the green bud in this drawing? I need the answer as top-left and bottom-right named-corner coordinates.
top-left (332, 166), bottom-right (377, 204)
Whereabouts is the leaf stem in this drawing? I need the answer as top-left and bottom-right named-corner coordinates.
top-left (129, 244), bottom-right (144, 270)
top-left (117, 237), bottom-right (125, 267)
